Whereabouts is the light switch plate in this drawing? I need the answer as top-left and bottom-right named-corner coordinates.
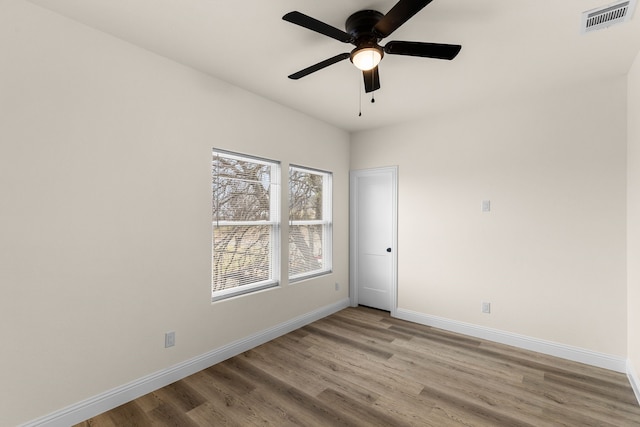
top-left (482, 302), bottom-right (491, 314)
top-left (165, 331), bottom-right (175, 348)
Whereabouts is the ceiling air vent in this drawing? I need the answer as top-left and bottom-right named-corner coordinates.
top-left (582, 0), bottom-right (637, 33)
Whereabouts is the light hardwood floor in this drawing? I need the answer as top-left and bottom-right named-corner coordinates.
top-left (75, 306), bottom-right (640, 426)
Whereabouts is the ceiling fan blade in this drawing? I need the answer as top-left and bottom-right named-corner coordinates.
top-left (374, 0), bottom-right (434, 38)
top-left (283, 11), bottom-right (353, 43)
top-left (288, 53), bottom-right (351, 80)
top-left (384, 41), bottom-right (461, 60)
top-left (363, 67), bottom-right (381, 93)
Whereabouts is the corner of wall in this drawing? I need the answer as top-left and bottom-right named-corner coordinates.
top-left (395, 308), bottom-right (628, 373)
top-left (628, 360), bottom-right (640, 406)
top-left (627, 45), bottom-right (640, 407)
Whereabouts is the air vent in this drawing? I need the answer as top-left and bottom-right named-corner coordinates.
top-left (582, 0), bottom-right (637, 33)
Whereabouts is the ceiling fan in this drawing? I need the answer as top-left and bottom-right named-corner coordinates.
top-left (283, 0), bottom-right (462, 93)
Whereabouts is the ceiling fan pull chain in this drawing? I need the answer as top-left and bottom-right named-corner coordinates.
top-left (371, 91), bottom-right (376, 103)
top-left (358, 73), bottom-right (363, 117)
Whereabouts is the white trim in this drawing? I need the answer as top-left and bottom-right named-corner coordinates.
top-left (213, 220), bottom-right (279, 226)
top-left (394, 308), bottom-right (627, 373)
top-left (211, 278), bottom-right (279, 301)
top-left (21, 298), bottom-right (350, 427)
top-left (289, 220), bottom-right (326, 226)
top-left (389, 167), bottom-right (398, 317)
top-left (628, 360), bottom-right (640, 405)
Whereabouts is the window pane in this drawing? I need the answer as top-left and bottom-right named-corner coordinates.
top-left (289, 224), bottom-right (324, 277)
top-left (212, 225), bottom-right (272, 291)
top-left (288, 166), bottom-right (332, 281)
top-left (289, 169), bottom-right (323, 221)
top-left (213, 156), bottom-right (272, 221)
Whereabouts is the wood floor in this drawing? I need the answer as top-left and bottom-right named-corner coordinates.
top-left (75, 306), bottom-right (640, 426)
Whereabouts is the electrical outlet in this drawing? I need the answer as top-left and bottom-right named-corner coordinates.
top-left (335, 282), bottom-right (340, 291)
top-left (482, 302), bottom-right (491, 314)
top-left (165, 331), bottom-right (175, 348)
top-left (482, 200), bottom-right (491, 212)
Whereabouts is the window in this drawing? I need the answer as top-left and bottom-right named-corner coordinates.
top-left (212, 150), bottom-right (280, 301)
top-left (288, 165), bottom-right (332, 281)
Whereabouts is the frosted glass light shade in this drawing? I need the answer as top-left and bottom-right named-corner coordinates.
top-left (351, 48), bottom-right (382, 71)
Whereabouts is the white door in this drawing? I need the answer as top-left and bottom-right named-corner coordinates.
top-left (350, 167), bottom-right (397, 312)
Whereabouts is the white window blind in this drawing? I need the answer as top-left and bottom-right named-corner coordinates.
top-left (212, 150), bottom-right (280, 301)
top-left (288, 165), bottom-right (332, 281)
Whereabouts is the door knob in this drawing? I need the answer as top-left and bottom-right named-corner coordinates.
top-left (386, 248), bottom-right (392, 253)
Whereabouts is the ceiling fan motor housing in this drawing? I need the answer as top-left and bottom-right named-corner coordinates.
top-left (346, 10), bottom-right (385, 65)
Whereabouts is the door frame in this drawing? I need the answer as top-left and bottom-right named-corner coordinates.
top-left (349, 166), bottom-right (398, 315)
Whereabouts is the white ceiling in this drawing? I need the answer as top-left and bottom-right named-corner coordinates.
top-left (27, 0), bottom-right (640, 132)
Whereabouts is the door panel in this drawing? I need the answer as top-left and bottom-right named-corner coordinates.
top-left (350, 167), bottom-right (397, 311)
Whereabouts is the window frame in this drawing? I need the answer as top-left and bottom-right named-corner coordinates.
top-left (211, 149), bottom-right (281, 302)
top-left (288, 164), bottom-right (333, 282)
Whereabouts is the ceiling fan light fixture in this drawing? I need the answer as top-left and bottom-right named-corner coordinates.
top-left (283, 2), bottom-right (462, 93)
top-left (351, 46), bottom-right (383, 71)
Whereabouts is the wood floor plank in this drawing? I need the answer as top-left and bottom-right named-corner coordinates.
top-left (198, 362), bottom-right (304, 426)
top-left (185, 401), bottom-right (244, 426)
top-left (103, 401), bottom-right (154, 427)
top-left (301, 333), bottom-right (426, 396)
top-left (145, 398), bottom-right (200, 427)
top-left (522, 374), bottom-right (640, 425)
top-left (240, 343), bottom-right (329, 397)
top-left (386, 353), bottom-right (551, 426)
top-left (419, 383), bottom-right (538, 427)
top-left (231, 355), bottom-right (363, 426)
top-left (182, 370), bottom-right (262, 425)
top-left (320, 314), bottom-right (415, 342)
top-left (74, 307), bottom-right (640, 426)
top-left (392, 336), bottom-right (529, 386)
top-left (301, 324), bottom-right (394, 359)
top-left (316, 388), bottom-right (412, 427)
top-left (254, 338), bottom-right (383, 405)
top-left (153, 382), bottom-right (206, 414)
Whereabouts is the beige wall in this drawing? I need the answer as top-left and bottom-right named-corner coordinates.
top-left (351, 79), bottom-right (628, 356)
top-left (0, 1), bottom-right (349, 425)
top-left (629, 49), bottom-right (640, 385)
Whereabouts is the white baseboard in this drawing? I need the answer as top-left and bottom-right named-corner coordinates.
top-left (628, 360), bottom-right (640, 405)
top-left (22, 298), bottom-right (350, 427)
top-left (394, 308), bottom-right (627, 373)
